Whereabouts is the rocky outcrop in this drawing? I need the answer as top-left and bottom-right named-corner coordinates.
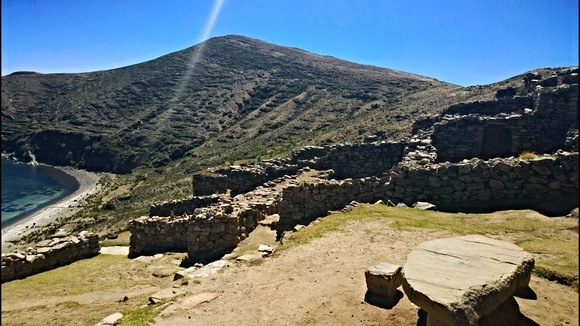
top-left (401, 235), bottom-right (535, 325)
top-left (1, 232), bottom-right (100, 283)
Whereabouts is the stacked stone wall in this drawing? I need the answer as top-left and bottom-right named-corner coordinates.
top-left (186, 204), bottom-right (264, 263)
top-left (277, 151), bottom-right (578, 232)
top-left (227, 163), bottom-right (299, 196)
top-left (130, 183), bottom-right (282, 262)
top-left (277, 176), bottom-right (387, 234)
top-left (303, 142), bottom-right (405, 179)
top-left (192, 173), bottom-right (228, 196)
top-left (442, 96), bottom-right (532, 116)
top-left (128, 217), bottom-right (189, 257)
top-left (433, 84), bottom-right (578, 162)
top-left (386, 151), bottom-right (578, 216)
top-left (1, 232), bottom-right (99, 282)
top-left (149, 194), bottom-right (225, 217)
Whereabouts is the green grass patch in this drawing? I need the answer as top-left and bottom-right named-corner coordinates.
top-left (2, 255), bottom-right (157, 296)
top-left (100, 231), bottom-right (131, 247)
top-left (279, 204), bottom-right (578, 288)
top-left (120, 302), bottom-right (163, 326)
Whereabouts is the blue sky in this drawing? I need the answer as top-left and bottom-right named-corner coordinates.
top-left (2, 0), bottom-right (578, 86)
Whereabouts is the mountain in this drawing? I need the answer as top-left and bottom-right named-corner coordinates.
top-left (2, 35), bottom-right (506, 173)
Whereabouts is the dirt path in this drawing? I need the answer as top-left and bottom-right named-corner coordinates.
top-left (153, 218), bottom-right (578, 325)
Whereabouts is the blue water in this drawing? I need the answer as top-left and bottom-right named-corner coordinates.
top-left (1, 158), bottom-right (79, 228)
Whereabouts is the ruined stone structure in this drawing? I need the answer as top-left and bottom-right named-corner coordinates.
top-left (128, 67), bottom-right (579, 265)
top-left (129, 180), bottom-right (284, 262)
top-left (149, 194), bottom-right (225, 217)
top-left (1, 232), bottom-right (99, 283)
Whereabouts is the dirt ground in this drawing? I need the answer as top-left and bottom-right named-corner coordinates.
top-left (152, 218), bottom-right (578, 326)
top-left (2, 215), bottom-right (578, 325)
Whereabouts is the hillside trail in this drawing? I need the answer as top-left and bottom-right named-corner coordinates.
top-left (153, 217), bottom-right (578, 326)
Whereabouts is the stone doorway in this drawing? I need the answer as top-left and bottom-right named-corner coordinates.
top-left (480, 125), bottom-right (512, 159)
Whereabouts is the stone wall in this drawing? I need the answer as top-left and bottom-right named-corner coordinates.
top-left (291, 142), bottom-right (406, 179)
top-left (1, 232), bottom-right (100, 283)
top-left (149, 194), bottom-right (225, 217)
top-left (192, 161), bottom-right (300, 196)
top-left (128, 217), bottom-right (190, 257)
top-left (276, 151), bottom-right (578, 233)
top-left (442, 96), bottom-right (532, 116)
top-left (191, 141), bottom-right (406, 197)
top-left (385, 151), bottom-right (579, 216)
top-left (192, 173), bottom-right (228, 196)
top-left (186, 203), bottom-right (264, 263)
top-left (130, 182), bottom-right (283, 263)
top-left (276, 176), bottom-right (387, 235)
top-left (432, 80), bottom-right (578, 163)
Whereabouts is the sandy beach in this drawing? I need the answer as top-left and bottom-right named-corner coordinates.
top-left (1, 167), bottom-right (104, 253)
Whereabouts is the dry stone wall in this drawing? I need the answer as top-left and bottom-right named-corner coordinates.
top-left (385, 151), bottom-right (579, 216)
top-left (277, 176), bottom-right (387, 234)
top-left (432, 77), bottom-right (578, 162)
top-left (130, 182), bottom-right (283, 263)
top-left (1, 232), bottom-right (99, 282)
top-left (149, 194), bottom-right (225, 217)
top-left (128, 217), bottom-right (190, 257)
top-left (290, 142), bottom-right (405, 179)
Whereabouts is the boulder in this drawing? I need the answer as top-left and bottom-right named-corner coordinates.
top-left (402, 235), bottom-right (535, 325)
top-left (412, 201), bottom-right (437, 211)
top-left (95, 312), bottom-right (123, 326)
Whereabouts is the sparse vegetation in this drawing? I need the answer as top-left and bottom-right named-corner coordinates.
top-left (519, 150), bottom-right (537, 159)
top-left (120, 302), bottom-right (164, 326)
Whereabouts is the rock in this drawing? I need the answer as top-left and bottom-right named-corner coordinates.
top-left (293, 224), bottom-right (305, 232)
top-left (174, 260), bottom-right (228, 281)
top-left (374, 200), bottom-right (385, 205)
top-left (149, 287), bottom-right (189, 304)
top-left (258, 244), bottom-right (274, 256)
top-left (95, 312), bottom-right (123, 326)
top-left (566, 207), bottom-right (579, 218)
top-left (412, 201), bottom-right (437, 211)
top-left (402, 235), bottom-right (535, 325)
top-left (364, 262), bottom-right (404, 309)
top-left (235, 252), bottom-right (263, 261)
top-left (177, 292), bottom-right (219, 309)
top-left (396, 203), bottom-right (408, 208)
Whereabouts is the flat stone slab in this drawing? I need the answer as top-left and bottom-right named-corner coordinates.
top-left (99, 246), bottom-right (130, 256)
top-left (95, 312), bottom-right (123, 326)
top-left (401, 235), bottom-right (534, 325)
top-left (174, 259), bottom-right (228, 281)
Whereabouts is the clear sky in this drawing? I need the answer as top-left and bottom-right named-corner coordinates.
top-left (2, 0), bottom-right (578, 86)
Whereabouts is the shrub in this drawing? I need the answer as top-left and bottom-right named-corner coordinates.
top-left (519, 150), bottom-right (536, 159)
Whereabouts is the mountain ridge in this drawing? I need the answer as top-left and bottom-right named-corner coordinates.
top-left (1, 35), bottom-right (526, 173)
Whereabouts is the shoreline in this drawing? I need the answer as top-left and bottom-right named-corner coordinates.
top-left (1, 166), bottom-right (105, 253)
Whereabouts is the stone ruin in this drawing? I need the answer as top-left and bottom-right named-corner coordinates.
top-left (1, 231), bottom-right (100, 283)
top-left (128, 67), bottom-right (578, 266)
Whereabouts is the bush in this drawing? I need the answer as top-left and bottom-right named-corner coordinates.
top-left (519, 150), bottom-right (536, 159)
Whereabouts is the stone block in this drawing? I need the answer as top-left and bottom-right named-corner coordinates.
top-left (364, 262), bottom-right (404, 309)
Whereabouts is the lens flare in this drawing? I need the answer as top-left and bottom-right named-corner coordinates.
top-left (144, 0), bottom-right (225, 159)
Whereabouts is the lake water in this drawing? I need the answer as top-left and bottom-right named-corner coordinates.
top-left (1, 158), bottom-right (79, 228)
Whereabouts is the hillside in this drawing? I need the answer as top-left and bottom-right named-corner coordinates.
top-left (2, 35), bottom-right (509, 173)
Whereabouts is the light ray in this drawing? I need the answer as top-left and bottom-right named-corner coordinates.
top-left (143, 0), bottom-right (225, 160)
